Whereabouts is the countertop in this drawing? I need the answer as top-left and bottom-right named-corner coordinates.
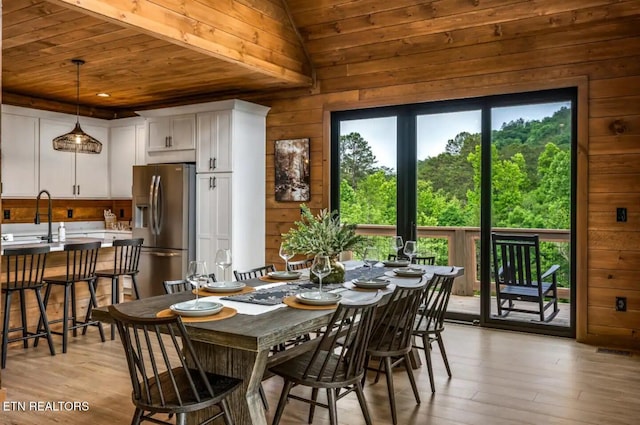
top-left (0, 236), bottom-right (126, 254)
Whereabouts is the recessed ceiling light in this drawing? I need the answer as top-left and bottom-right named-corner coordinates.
top-left (96, 92), bottom-right (110, 98)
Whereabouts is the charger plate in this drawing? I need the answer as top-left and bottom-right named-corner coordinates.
top-left (156, 306), bottom-right (237, 323)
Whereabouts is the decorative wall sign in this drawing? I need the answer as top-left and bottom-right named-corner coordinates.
top-left (275, 138), bottom-right (310, 202)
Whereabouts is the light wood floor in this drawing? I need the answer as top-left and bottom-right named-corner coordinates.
top-left (1, 323), bottom-right (639, 425)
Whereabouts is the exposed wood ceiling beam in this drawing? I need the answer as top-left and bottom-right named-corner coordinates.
top-left (50, 0), bottom-right (313, 86)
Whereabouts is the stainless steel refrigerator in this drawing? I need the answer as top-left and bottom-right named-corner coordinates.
top-left (132, 163), bottom-right (195, 297)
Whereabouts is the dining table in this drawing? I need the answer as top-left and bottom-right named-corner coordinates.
top-left (92, 263), bottom-right (459, 425)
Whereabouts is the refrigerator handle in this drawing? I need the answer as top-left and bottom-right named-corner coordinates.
top-left (150, 175), bottom-right (157, 235)
top-left (149, 251), bottom-right (179, 257)
top-left (152, 176), bottom-right (160, 235)
top-left (155, 175), bottom-right (163, 236)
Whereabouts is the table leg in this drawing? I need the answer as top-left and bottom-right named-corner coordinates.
top-left (187, 341), bottom-right (270, 425)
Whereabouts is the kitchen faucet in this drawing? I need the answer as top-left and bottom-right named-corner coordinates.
top-left (34, 189), bottom-right (53, 243)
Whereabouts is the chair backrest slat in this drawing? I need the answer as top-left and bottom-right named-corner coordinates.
top-left (110, 238), bottom-right (143, 275)
top-left (370, 284), bottom-right (426, 354)
top-left (163, 274), bottom-right (216, 294)
top-left (387, 253), bottom-right (435, 265)
top-left (492, 233), bottom-right (542, 288)
top-left (3, 246), bottom-right (50, 290)
top-left (63, 241), bottom-right (101, 281)
top-left (301, 295), bottom-right (382, 384)
top-left (234, 264), bottom-right (275, 281)
top-left (415, 267), bottom-right (464, 333)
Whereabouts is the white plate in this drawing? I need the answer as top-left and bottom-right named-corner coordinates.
top-left (202, 281), bottom-right (246, 293)
top-left (169, 300), bottom-right (223, 317)
top-left (296, 291), bottom-right (341, 306)
top-left (383, 260), bottom-right (410, 267)
top-left (268, 271), bottom-right (302, 280)
top-left (352, 278), bottom-right (390, 289)
top-left (393, 267), bottom-right (426, 277)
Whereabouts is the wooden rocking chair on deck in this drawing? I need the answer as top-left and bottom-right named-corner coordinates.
top-left (492, 233), bottom-right (560, 322)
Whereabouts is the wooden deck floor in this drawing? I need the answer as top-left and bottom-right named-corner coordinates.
top-left (448, 294), bottom-right (572, 327)
top-left (2, 322), bottom-right (639, 425)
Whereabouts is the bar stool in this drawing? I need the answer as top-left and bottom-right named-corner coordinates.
top-left (35, 241), bottom-right (105, 353)
top-left (95, 238), bottom-right (143, 339)
top-left (1, 245), bottom-right (55, 369)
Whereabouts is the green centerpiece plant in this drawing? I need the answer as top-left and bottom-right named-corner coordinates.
top-left (281, 205), bottom-right (364, 284)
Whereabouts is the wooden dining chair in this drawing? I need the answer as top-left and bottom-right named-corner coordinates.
top-left (1, 245), bottom-right (55, 369)
top-left (413, 267), bottom-right (464, 393)
top-left (108, 304), bottom-right (241, 425)
top-left (162, 273), bottom-right (270, 412)
top-left (364, 283), bottom-right (426, 425)
top-left (233, 264), bottom-right (275, 281)
top-left (163, 274), bottom-right (216, 294)
top-left (387, 253), bottom-right (436, 265)
top-left (287, 258), bottom-right (313, 271)
top-left (35, 241), bottom-right (105, 353)
top-left (269, 294), bottom-right (383, 425)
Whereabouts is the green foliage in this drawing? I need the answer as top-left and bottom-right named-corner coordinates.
top-left (281, 205), bottom-right (365, 256)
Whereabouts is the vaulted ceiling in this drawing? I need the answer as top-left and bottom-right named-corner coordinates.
top-left (3, 0), bottom-right (638, 119)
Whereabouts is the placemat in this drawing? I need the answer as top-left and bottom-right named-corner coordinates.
top-left (283, 295), bottom-right (338, 310)
top-left (192, 286), bottom-right (255, 297)
top-left (156, 306), bottom-right (237, 323)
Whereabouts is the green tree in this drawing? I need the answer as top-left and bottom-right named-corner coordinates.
top-left (339, 132), bottom-right (380, 189)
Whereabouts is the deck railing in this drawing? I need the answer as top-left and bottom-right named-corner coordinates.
top-left (354, 225), bottom-right (571, 298)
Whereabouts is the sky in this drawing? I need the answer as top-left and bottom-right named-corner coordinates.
top-left (340, 101), bottom-right (570, 170)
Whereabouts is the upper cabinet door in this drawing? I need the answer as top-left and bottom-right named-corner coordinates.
top-left (74, 123), bottom-right (109, 198)
top-left (110, 125), bottom-right (136, 198)
top-left (39, 118), bottom-right (75, 198)
top-left (147, 115), bottom-right (195, 152)
top-left (1, 113), bottom-right (40, 197)
top-left (196, 110), bottom-right (232, 173)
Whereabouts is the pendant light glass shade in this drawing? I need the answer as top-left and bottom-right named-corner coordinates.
top-left (52, 59), bottom-right (102, 154)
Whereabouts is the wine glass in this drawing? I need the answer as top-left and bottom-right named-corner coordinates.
top-left (363, 246), bottom-right (380, 280)
top-left (403, 241), bottom-right (417, 265)
top-left (186, 260), bottom-right (210, 306)
top-left (392, 236), bottom-right (404, 259)
top-left (311, 254), bottom-right (332, 299)
top-left (279, 243), bottom-right (294, 273)
top-left (215, 249), bottom-right (232, 282)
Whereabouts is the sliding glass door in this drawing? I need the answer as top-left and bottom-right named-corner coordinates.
top-left (332, 89), bottom-right (576, 337)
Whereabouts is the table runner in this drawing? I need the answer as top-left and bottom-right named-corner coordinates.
top-left (222, 266), bottom-right (385, 306)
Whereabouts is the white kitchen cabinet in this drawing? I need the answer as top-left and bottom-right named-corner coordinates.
top-left (196, 110), bottom-right (231, 173)
top-left (39, 118), bottom-right (109, 198)
top-left (110, 120), bottom-right (146, 198)
top-left (147, 114), bottom-right (195, 152)
top-left (195, 100), bottom-right (270, 278)
top-left (1, 112), bottom-right (40, 197)
top-left (196, 173), bottom-right (232, 278)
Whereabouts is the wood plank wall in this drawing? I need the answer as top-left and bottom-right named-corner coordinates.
top-left (249, 2), bottom-right (640, 349)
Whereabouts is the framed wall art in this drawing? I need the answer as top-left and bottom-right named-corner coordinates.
top-left (274, 138), bottom-right (310, 202)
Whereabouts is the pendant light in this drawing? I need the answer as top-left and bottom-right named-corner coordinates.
top-left (52, 59), bottom-right (103, 154)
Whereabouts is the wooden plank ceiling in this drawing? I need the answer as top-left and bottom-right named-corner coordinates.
top-left (3, 0), bottom-right (638, 118)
